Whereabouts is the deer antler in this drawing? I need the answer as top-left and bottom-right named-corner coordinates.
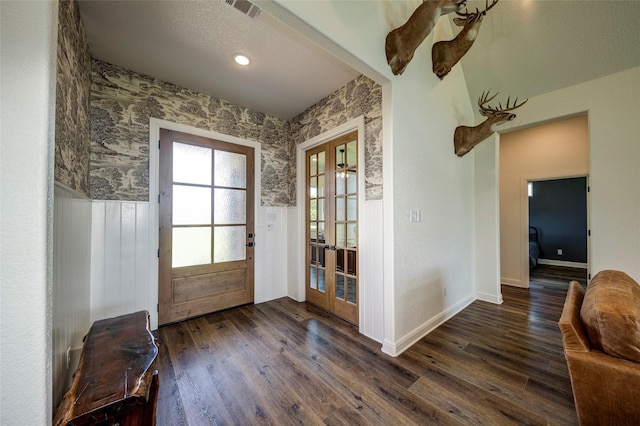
top-left (478, 90), bottom-right (528, 115)
top-left (456, 0), bottom-right (498, 18)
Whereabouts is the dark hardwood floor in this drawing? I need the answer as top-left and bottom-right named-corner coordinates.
top-left (155, 267), bottom-right (583, 425)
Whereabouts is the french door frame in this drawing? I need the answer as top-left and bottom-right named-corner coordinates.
top-left (148, 118), bottom-right (262, 330)
top-left (296, 116), bottom-right (366, 327)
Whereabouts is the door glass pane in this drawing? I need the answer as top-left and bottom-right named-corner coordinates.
top-left (214, 226), bottom-right (246, 263)
top-left (214, 150), bottom-right (246, 188)
top-left (347, 277), bottom-right (357, 304)
top-left (336, 172), bottom-right (345, 195)
top-left (347, 170), bottom-right (357, 194)
top-left (173, 142), bottom-right (211, 185)
top-left (318, 268), bottom-right (326, 292)
top-left (336, 248), bottom-right (345, 273)
top-left (336, 223), bottom-right (346, 247)
top-left (336, 274), bottom-right (345, 300)
top-left (347, 196), bottom-right (357, 221)
top-left (317, 222), bottom-right (325, 243)
top-left (172, 227), bottom-right (211, 268)
top-left (310, 176), bottom-right (318, 198)
top-left (310, 199), bottom-right (317, 221)
top-left (310, 222), bottom-right (317, 241)
top-left (214, 188), bottom-right (246, 224)
top-left (318, 151), bottom-right (325, 174)
top-left (335, 197), bottom-right (345, 221)
top-left (173, 185), bottom-right (211, 225)
top-left (309, 265), bottom-right (317, 289)
top-left (317, 199), bottom-right (325, 221)
top-left (347, 223), bottom-right (357, 248)
top-left (336, 145), bottom-right (346, 167)
top-left (310, 153), bottom-right (317, 176)
top-left (317, 175), bottom-right (325, 198)
top-left (346, 140), bottom-right (357, 167)
top-left (347, 250), bottom-right (357, 275)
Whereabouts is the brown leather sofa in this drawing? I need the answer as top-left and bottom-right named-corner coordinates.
top-left (559, 270), bottom-right (640, 426)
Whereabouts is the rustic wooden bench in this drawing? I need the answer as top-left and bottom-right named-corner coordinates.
top-left (54, 311), bottom-right (159, 425)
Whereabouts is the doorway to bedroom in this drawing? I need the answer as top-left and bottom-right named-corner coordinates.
top-left (499, 114), bottom-right (590, 288)
top-left (527, 177), bottom-right (589, 285)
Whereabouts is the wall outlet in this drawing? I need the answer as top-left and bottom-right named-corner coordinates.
top-left (557, 249), bottom-right (563, 255)
top-left (266, 223), bottom-right (274, 232)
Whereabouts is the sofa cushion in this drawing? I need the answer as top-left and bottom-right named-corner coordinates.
top-left (580, 270), bottom-right (640, 362)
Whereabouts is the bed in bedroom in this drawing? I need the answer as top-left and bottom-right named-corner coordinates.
top-left (529, 226), bottom-right (541, 269)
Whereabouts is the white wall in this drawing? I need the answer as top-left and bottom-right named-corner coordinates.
top-left (0, 1), bottom-right (58, 423)
top-left (481, 67), bottom-right (640, 284)
top-left (270, 1), bottom-right (476, 355)
top-left (52, 184), bottom-right (92, 410)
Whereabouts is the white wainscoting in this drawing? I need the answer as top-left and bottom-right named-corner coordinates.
top-left (360, 199), bottom-right (384, 342)
top-left (90, 201), bottom-right (153, 326)
top-left (52, 184), bottom-right (92, 410)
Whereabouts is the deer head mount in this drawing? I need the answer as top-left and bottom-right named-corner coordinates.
top-left (385, 0), bottom-right (467, 75)
top-left (432, 0), bottom-right (498, 79)
top-left (454, 91), bottom-right (527, 157)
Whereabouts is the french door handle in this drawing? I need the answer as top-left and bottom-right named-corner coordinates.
top-left (246, 242), bottom-right (254, 247)
top-left (324, 245), bottom-right (336, 251)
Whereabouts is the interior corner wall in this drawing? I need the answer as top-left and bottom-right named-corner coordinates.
top-left (495, 67), bottom-right (640, 284)
top-left (499, 115), bottom-right (589, 287)
top-left (0, 1), bottom-right (57, 423)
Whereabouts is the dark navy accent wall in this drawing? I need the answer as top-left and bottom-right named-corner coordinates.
top-left (529, 177), bottom-right (587, 263)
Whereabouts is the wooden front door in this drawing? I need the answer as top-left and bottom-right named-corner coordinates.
top-left (159, 129), bottom-right (254, 325)
top-left (306, 131), bottom-right (359, 324)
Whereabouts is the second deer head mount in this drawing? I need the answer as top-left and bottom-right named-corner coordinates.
top-left (385, 0), bottom-right (467, 76)
top-left (432, 0), bottom-right (499, 79)
top-left (454, 90), bottom-right (527, 157)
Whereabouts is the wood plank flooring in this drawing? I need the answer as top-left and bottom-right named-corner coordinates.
top-left (155, 268), bottom-right (581, 425)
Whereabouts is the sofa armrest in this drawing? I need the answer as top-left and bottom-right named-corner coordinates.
top-left (565, 349), bottom-right (640, 426)
top-left (559, 281), bottom-right (590, 352)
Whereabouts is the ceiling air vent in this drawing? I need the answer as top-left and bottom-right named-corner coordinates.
top-left (223, 0), bottom-right (261, 18)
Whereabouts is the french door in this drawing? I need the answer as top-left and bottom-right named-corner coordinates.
top-left (306, 131), bottom-right (359, 324)
top-left (158, 129), bottom-right (254, 325)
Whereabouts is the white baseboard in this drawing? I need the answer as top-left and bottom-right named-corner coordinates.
top-left (537, 259), bottom-right (588, 269)
top-left (476, 291), bottom-right (503, 304)
top-left (501, 277), bottom-right (523, 287)
top-left (381, 295), bottom-right (474, 357)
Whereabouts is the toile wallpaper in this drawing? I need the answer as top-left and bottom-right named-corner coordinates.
top-left (90, 62), bottom-right (382, 205)
top-left (55, 0), bottom-right (91, 196)
top-left (290, 74), bottom-right (383, 201)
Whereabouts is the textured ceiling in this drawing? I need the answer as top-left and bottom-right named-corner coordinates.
top-left (79, 0), bottom-right (640, 121)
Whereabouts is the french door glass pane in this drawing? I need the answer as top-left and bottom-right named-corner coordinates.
top-left (347, 277), bottom-right (357, 304)
top-left (172, 227), bottom-right (211, 268)
top-left (336, 197), bottom-right (345, 221)
top-left (309, 265), bottom-right (317, 289)
top-left (214, 150), bottom-right (246, 188)
top-left (336, 274), bottom-right (345, 300)
top-left (346, 140), bottom-right (357, 167)
top-left (347, 196), bottom-right (357, 221)
top-left (317, 199), bottom-right (325, 221)
top-left (172, 185), bottom-right (211, 225)
top-left (173, 142), bottom-right (211, 185)
top-left (336, 223), bottom-right (346, 247)
top-left (336, 172), bottom-right (345, 195)
top-left (310, 199), bottom-right (317, 221)
top-left (214, 188), bottom-right (246, 224)
top-left (347, 223), bottom-right (357, 248)
top-left (318, 269), bottom-right (326, 292)
top-left (317, 175), bottom-right (325, 197)
top-left (310, 176), bottom-right (317, 198)
top-left (214, 226), bottom-right (246, 263)
top-left (310, 153), bottom-right (317, 176)
top-left (317, 151), bottom-right (325, 174)
top-left (347, 170), bottom-right (357, 194)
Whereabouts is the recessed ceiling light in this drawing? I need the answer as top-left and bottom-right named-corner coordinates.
top-left (234, 54), bottom-right (250, 66)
